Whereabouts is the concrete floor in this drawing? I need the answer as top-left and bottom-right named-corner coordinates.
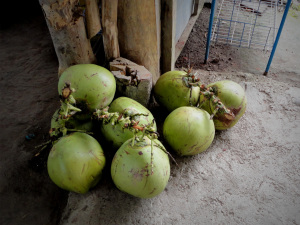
top-left (60, 70), bottom-right (300, 225)
top-left (0, 2), bottom-right (300, 225)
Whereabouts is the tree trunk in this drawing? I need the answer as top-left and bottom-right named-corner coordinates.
top-left (85, 0), bottom-right (102, 39)
top-left (117, 0), bottom-right (160, 83)
top-left (39, 0), bottom-right (96, 76)
top-left (161, 0), bottom-right (176, 73)
top-left (102, 0), bottom-right (120, 62)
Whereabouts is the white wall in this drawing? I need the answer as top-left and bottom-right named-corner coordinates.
top-left (175, 0), bottom-right (194, 42)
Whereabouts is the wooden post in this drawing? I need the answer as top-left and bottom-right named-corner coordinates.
top-left (85, 0), bottom-right (102, 39)
top-left (161, 0), bottom-right (176, 73)
top-left (117, 0), bottom-right (160, 83)
top-left (102, 0), bottom-right (120, 62)
top-left (192, 0), bottom-right (200, 16)
top-left (39, 0), bottom-right (96, 75)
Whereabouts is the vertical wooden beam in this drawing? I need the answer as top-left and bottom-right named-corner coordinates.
top-left (155, 0), bottom-right (161, 62)
top-left (192, 0), bottom-right (200, 16)
top-left (39, 0), bottom-right (96, 75)
top-left (102, 0), bottom-right (120, 62)
top-left (117, 0), bottom-right (160, 83)
top-left (161, 0), bottom-right (176, 73)
top-left (85, 0), bottom-right (102, 39)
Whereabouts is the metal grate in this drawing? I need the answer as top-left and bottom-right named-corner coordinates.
top-left (211, 0), bottom-right (286, 51)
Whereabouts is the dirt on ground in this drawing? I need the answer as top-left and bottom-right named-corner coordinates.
top-left (176, 4), bottom-right (300, 88)
top-left (0, 3), bottom-right (67, 224)
top-left (176, 5), bottom-right (235, 72)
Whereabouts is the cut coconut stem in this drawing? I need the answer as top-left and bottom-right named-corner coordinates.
top-left (210, 107), bottom-right (220, 120)
top-left (198, 83), bottom-right (235, 120)
top-left (131, 135), bottom-right (136, 147)
top-left (189, 86), bottom-right (193, 106)
top-left (95, 107), bottom-right (178, 167)
top-left (182, 72), bottom-right (201, 88)
top-left (34, 140), bottom-right (52, 157)
top-left (94, 107), bottom-right (158, 143)
top-left (35, 140), bottom-right (52, 150)
top-left (181, 69), bottom-right (202, 106)
top-left (150, 139), bottom-right (154, 175)
top-left (59, 83), bottom-right (82, 119)
top-left (154, 142), bottom-right (178, 167)
top-left (50, 83), bottom-right (85, 138)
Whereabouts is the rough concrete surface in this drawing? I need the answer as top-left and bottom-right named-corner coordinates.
top-left (0, 1), bottom-right (300, 225)
top-left (60, 71), bottom-right (300, 225)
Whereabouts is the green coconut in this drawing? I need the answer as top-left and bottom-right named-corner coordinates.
top-left (201, 80), bottom-right (247, 130)
top-left (58, 64), bottom-right (116, 113)
top-left (100, 97), bottom-right (157, 149)
top-left (153, 70), bottom-right (200, 112)
top-left (111, 137), bottom-right (170, 198)
top-left (163, 106), bottom-right (215, 156)
top-left (47, 132), bottom-right (106, 194)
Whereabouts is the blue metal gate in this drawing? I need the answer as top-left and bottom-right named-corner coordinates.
top-left (205, 0), bottom-right (292, 75)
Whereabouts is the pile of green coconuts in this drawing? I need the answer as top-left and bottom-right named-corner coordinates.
top-left (46, 64), bottom-right (246, 199)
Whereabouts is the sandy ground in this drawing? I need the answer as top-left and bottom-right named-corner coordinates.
top-left (0, 2), bottom-right (300, 225)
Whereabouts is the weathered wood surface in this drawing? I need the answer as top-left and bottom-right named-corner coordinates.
top-left (117, 0), bottom-right (160, 83)
top-left (85, 0), bottom-right (101, 39)
top-left (161, 0), bottom-right (176, 73)
top-left (102, 0), bottom-right (120, 62)
top-left (39, 0), bottom-right (96, 75)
